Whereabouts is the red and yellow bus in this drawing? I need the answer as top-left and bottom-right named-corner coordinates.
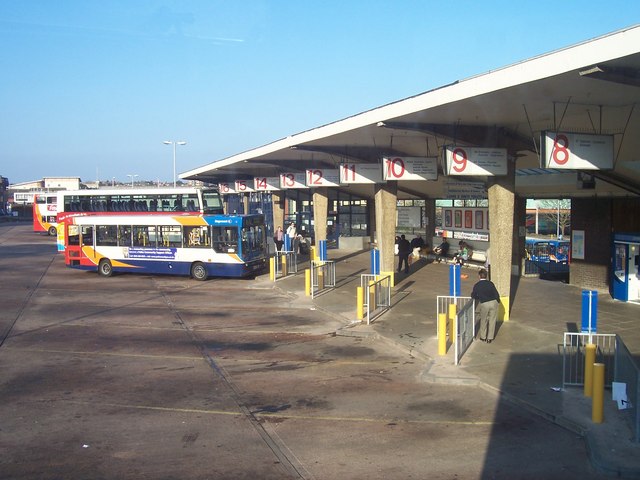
top-left (62, 213), bottom-right (267, 280)
top-left (32, 193), bottom-right (59, 235)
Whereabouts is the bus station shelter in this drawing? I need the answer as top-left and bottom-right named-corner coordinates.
top-left (181, 26), bottom-right (640, 309)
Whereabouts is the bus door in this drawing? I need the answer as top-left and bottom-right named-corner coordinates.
top-left (64, 223), bottom-right (95, 265)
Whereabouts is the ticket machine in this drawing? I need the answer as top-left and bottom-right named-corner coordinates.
top-left (612, 233), bottom-right (640, 303)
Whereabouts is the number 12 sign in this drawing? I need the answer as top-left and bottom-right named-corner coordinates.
top-left (444, 146), bottom-right (507, 176)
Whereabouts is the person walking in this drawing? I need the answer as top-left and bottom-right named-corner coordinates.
top-left (397, 234), bottom-right (411, 274)
top-left (471, 268), bottom-right (501, 343)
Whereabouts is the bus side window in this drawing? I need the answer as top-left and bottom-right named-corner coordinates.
top-left (81, 226), bottom-right (94, 246)
top-left (68, 225), bottom-right (80, 246)
top-left (118, 225), bottom-right (132, 247)
top-left (97, 225), bottom-right (117, 246)
top-left (133, 226), bottom-right (150, 247)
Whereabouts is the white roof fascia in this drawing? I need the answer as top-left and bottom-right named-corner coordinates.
top-left (181, 25), bottom-right (640, 179)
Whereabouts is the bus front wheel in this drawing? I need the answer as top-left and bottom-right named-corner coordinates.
top-left (48, 226), bottom-right (57, 236)
top-left (191, 262), bottom-right (208, 281)
top-left (98, 259), bottom-right (113, 277)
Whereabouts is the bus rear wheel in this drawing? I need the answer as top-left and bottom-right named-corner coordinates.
top-left (191, 262), bottom-right (208, 281)
top-left (98, 259), bottom-right (113, 277)
top-left (48, 226), bottom-right (57, 236)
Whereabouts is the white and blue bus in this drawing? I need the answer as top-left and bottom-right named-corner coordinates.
top-left (63, 214), bottom-right (267, 280)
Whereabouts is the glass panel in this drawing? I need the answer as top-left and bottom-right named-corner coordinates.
top-left (96, 225), bottom-right (118, 246)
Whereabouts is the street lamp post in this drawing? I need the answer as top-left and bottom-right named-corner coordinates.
top-left (163, 140), bottom-right (187, 187)
top-left (127, 174), bottom-right (138, 187)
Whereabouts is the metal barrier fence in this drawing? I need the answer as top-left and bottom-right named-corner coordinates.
top-left (614, 336), bottom-right (640, 443)
top-left (436, 296), bottom-right (474, 364)
top-left (454, 298), bottom-right (476, 366)
top-left (273, 251), bottom-right (298, 279)
top-left (562, 332), bottom-right (640, 443)
top-left (310, 260), bottom-right (336, 298)
top-left (562, 332), bottom-right (617, 388)
top-left (524, 259), bottom-right (570, 276)
top-left (361, 274), bottom-right (391, 325)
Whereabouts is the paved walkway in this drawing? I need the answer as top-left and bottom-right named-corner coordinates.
top-left (272, 249), bottom-right (640, 478)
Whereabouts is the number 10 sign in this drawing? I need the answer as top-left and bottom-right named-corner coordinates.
top-left (444, 146), bottom-right (507, 176)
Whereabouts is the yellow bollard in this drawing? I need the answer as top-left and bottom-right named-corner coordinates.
top-left (269, 257), bottom-right (275, 281)
top-left (438, 313), bottom-right (447, 355)
top-left (499, 296), bottom-right (510, 322)
top-left (282, 254), bottom-right (288, 276)
top-left (318, 270), bottom-right (324, 290)
top-left (592, 363), bottom-right (605, 423)
top-left (584, 344), bottom-right (596, 397)
top-left (305, 268), bottom-right (311, 296)
top-left (448, 304), bottom-right (456, 343)
top-left (356, 286), bottom-right (364, 319)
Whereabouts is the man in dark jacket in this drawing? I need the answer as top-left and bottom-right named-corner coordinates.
top-left (397, 234), bottom-right (411, 274)
top-left (471, 269), bottom-right (501, 343)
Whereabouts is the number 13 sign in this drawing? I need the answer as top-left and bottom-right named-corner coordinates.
top-left (444, 146), bottom-right (507, 176)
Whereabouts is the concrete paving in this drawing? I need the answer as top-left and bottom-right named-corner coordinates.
top-left (273, 249), bottom-right (640, 478)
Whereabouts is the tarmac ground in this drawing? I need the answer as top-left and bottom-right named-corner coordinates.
top-left (278, 247), bottom-right (640, 478)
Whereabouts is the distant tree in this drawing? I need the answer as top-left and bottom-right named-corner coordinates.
top-left (538, 199), bottom-right (571, 237)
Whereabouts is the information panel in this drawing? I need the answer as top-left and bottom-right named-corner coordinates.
top-left (280, 172), bottom-right (308, 189)
top-left (305, 168), bottom-right (340, 187)
top-left (383, 157), bottom-right (438, 181)
top-left (444, 146), bottom-right (507, 176)
top-left (234, 179), bottom-right (254, 192)
top-left (253, 176), bottom-right (280, 191)
top-left (218, 182), bottom-right (236, 194)
top-left (339, 163), bottom-right (384, 184)
top-left (541, 132), bottom-right (613, 170)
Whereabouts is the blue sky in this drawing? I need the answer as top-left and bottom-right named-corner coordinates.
top-left (1, 1), bottom-right (638, 185)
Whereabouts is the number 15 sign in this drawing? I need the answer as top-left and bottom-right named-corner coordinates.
top-left (444, 146), bottom-right (507, 176)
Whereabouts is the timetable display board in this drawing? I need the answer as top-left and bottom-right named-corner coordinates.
top-left (305, 168), bottom-right (340, 187)
top-left (253, 176), bottom-right (280, 191)
top-left (339, 163), bottom-right (384, 184)
top-left (444, 146), bottom-right (507, 176)
top-left (383, 157), bottom-right (438, 181)
top-left (234, 179), bottom-right (254, 192)
top-left (541, 132), bottom-right (613, 170)
top-left (218, 182), bottom-right (236, 194)
top-left (279, 172), bottom-right (308, 189)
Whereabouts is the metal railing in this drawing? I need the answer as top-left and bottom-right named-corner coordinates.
top-left (362, 274), bottom-right (391, 325)
top-left (614, 336), bottom-right (640, 443)
top-left (310, 260), bottom-right (336, 298)
top-left (562, 332), bottom-right (640, 443)
top-left (454, 298), bottom-right (476, 365)
top-left (436, 296), bottom-right (474, 364)
top-left (562, 332), bottom-right (617, 388)
top-left (273, 250), bottom-right (298, 279)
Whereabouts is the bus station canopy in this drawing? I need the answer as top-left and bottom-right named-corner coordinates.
top-left (181, 26), bottom-right (640, 201)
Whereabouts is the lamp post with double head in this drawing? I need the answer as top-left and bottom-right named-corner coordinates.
top-left (163, 140), bottom-right (187, 188)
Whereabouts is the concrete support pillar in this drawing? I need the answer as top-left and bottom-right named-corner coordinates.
top-left (313, 188), bottom-right (328, 245)
top-left (374, 182), bottom-right (398, 273)
top-left (514, 195), bottom-right (527, 274)
top-left (488, 158), bottom-right (516, 320)
top-left (222, 196), bottom-right (229, 215)
top-left (272, 191), bottom-right (285, 233)
top-left (369, 200), bottom-right (377, 245)
top-left (424, 199), bottom-right (436, 248)
top-left (242, 194), bottom-right (249, 215)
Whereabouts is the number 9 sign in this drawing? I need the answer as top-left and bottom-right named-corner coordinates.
top-left (451, 148), bottom-right (468, 173)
